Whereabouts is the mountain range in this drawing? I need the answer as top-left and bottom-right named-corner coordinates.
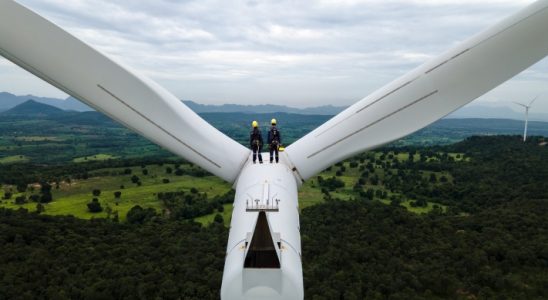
top-left (3, 100), bottom-right (548, 146)
top-left (181, 100), bottom-right (346, 115)
top-left (1, 99), bottom-right (66, 116)
top-left (2, 91), bottom-right (548, 120)
top-left (0, 92), bottom-right (92, 112)
top-left (0, 91), bottom-right (345, 115)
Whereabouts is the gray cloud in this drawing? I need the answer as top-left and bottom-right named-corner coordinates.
top-left (1, 0), bottom-right (546, 112)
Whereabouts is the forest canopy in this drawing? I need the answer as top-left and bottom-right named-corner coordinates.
top-left (0, 136), bottom-right (547, 299)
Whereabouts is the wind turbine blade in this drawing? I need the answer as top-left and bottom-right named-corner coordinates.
top-left (0, 1), bottom-right (249, 183)
top-left (529, 95), bottom-right (539, 106)
top-left (513, 102), bottom-right (529, 108)
top-left (285, 0), bottom-right (548, 181)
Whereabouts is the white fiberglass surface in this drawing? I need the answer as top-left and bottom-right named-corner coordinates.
top-left (0, 0), bottom-right (250, 183)
top-left (285, 0), bottom-right (548, 181)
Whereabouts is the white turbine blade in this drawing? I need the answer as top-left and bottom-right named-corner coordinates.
top-left (0, 1), bottom-right (249, 183)
top-left (285, 0), bottom-right (548, 181)
top-left (513, 102), bottom-right (529, 108)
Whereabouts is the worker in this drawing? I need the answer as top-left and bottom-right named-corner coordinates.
top-left (268, 118), bottom-right (282, 163)
top-left (249, 120), bottom-right (263, 164)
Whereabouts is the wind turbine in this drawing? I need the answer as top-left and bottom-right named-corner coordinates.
top-left (514, 96), bottom-right (539, 142)
top-left (1, 0), bottom-right (548, 299)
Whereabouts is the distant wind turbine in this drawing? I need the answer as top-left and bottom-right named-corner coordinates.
top-left (514, 96), bottom-right (539, 142)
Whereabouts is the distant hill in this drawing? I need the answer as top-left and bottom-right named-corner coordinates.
top-left (0, 92), bottom-right (92, 112)
top-left (446, 104), bottom-right (548, 121)
top-left (0, 92), bottom-right (67, 111)
top-left (2, 91), bottom-right (548, 120)
top-left (1, 100), bottom-right (66, 116)
top-left (1, 91), bottom-right (344, 114)
top-left (1, 104), bottom-right (548, 164)
top-left (60, 97), bottom-right (93, 111)
top-left (182, 100), bottom-right (346, 115)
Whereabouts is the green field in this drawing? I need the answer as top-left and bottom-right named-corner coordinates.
top-left (73, 153), bottom-right (118, 163)
top-left (197, 152), bottom-right (457, 224)
top-left (1, 149), bottom-right (462, 224)
top-left (1, 163), bottom-right (232, 221)
top-left (14, 136), bottom-right (65, 142)
top-left (0, 155), bottom-right (29, 164)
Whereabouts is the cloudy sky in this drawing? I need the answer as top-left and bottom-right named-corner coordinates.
top-left (1, 0), bottom-right (547, 111)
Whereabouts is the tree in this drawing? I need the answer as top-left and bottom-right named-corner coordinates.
top-left (410, 198), bottom-right (428, 207)
top-left (87, 198), bottom-right (103, 213)
top-left (36, 203), bottom-right (45, 213)
top-left (142, 169), bottom-right (148, 176)
top-left (114, 191), bottom-right (122, 198)
top-left (15, 196), bottom-right (27, 205)
top-left (318, 176), bottom-right (345, 191)
top-left (16, 182), bottom-right (27, 193)
top-left (40, 182), bottom-right (52, 194)
top-left (162, 178), bottom-right (170, 184)
top-left (131, 175), bottom-right (140, 184)
top-left (40, 192), bottom-right (52, 203)
top-left (15, 196), bottom-right (26, 205)
top-left (92, 189), bottom-right (101, 197)
top-left (126, 205), bottom-right (157, 224)
top-left (214, 214), bottom-right (224, 224)
top-left (38, 182), bottom-right (53, 203)
top-left (165, 167), bottom-right (173, 174)
top-left (112, 211), bottom-right (119, 222)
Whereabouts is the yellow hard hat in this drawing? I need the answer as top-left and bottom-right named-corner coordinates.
top-left (271, 118), bottom-right (277, 125)
top-left (252, 120), bottom-right (258, 127)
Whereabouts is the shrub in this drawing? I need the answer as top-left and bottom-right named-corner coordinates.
top-left (40, 192), bottom-right (52, 203)
top-left (15, 196), bottom-right (26, 205)
top-left (87, 198), bottom-right (103, 213)
top-left (126, 205), bottom-right (157, 224)
top-left (214, 214), bottom-right (224, 224)
top-left (36, 203), bottom-right (45, 213)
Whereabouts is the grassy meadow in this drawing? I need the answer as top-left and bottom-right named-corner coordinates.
top-left (1, 149), bottom-right (455, 225)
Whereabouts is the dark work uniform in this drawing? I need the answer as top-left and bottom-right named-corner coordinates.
top-left (268, 125), bottom-right (282, 163)
top-left (249, 128), bottom-right (263, 163)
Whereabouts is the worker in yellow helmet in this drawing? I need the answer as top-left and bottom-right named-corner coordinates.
top-left (267, 118), bottom-right (282, 163)
top-left (249, 120), bottom-right (263, 164)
